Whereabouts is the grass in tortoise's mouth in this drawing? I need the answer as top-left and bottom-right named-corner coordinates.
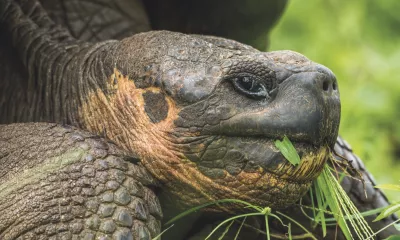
top-left (274, 137), bottom-right (374, 239)
top-left (159, 137), bottom-right (376, 240)
top-left (270, 140), bottom-right (328, 183)
top-left (205, 134), bottom-right (330, 183)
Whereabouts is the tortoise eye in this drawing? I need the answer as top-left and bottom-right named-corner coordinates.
top-left (231, 75), bottom-right (269, 100)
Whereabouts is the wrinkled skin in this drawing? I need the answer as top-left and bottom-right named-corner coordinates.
top-left (0, 2), bottom-right (340, 210)
top-left (81, 32), bottom-right (340, 211)
top-left (0, 0), bottom-right (398, 239)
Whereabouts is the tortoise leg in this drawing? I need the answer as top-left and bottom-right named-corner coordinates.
top-left (0, 123), bottom-right (162, 239)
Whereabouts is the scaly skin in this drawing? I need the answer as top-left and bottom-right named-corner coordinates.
top-left (0, 0), bottom-right (340, 210)
top-left (183, 138), bottom-right (399, 240)
top-left (0, 123), bottom-right (162, 239)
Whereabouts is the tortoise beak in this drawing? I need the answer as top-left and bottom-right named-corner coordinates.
top-left (205, 65), bottom-right (341, 148)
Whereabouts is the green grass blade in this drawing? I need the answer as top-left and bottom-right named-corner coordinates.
top-left (316, 167), bottom-right (352, 240)
top-left (309, 187), bottom-right (316, 219)
top-left (315, 165), bottom-right (375, 240)
top-left (384, 235), bottom-right (400, 240)
top-left (206, 213), bottom-right (264, 240)
top-left (165, 198), bottom-right (261, 225)
top-left (268, 213), bottom-right (285, 226)
top-left (152, 224), bottom-right (174, 240)
top-left (329, 168), bottom-right (374, 239)
top-left (265, 215), bottom-right (270, 240)
top-left (314, 181), bottom-right (327, 236)
top-left (374, 202), bottom-right (400, 222)
top-left (375, 184), bottom-right (400, 191)
top-left (276, 211), bottom-right (318, 240)
top-left (274, 136), bottom-right (301, 166)
top-left (365, 218), bottom-right (400, 240)
top-left (218, 220), bottom-right (234, 240)
top-left (234, 217), bottom-right (247, 240)
top-left (324, 206), bottom-right (388, 221)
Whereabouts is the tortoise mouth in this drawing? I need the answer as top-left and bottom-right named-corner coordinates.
top-left (193, 135), bottom-right (329, 183)
top-left (231, 139), bottom-right (329, 208)
top-left (261, 140), bottom-right (329, 183)
top-left (174, 135), bottom-right (330, 209)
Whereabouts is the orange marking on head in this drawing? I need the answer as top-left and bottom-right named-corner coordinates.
top-left (78, 68), bottom-right (329, 210)
top-left (79, 69), bottom-right (240, 206)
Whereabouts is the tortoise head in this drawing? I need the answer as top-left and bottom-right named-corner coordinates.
top-left (80, 31), bottom-right (340, 210)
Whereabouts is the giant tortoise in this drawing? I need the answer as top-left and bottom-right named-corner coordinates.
top-left (0, 0), bottom-right (398, 239)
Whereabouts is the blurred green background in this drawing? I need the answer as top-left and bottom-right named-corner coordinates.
top-left (269, 0), bottom-right (400, 201)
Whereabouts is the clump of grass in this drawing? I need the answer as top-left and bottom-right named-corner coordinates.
top-left (313, 164), bottom-right (374, 239)
top-left (166, 136), bottom-right (386, 239)
top-left (276, 136), bottom-right (375, 239)
top-left (367, 183), bottom-right (400, 239)
top-left (165, 198), bottom-right (317, 240)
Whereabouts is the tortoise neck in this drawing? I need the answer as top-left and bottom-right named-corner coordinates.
top-left (0, 0), bottom-right (119, 124)
top-left (0, 41), bottom-right (118, 125)
top-left (1, 0), bottom-right (77, 67)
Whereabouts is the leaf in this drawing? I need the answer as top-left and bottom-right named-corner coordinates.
top-left (375, 184), bottom-right (400, 191)
top-left (274, 136), bottom-right (301, 166)
top-left (374, 202), bottom-right (400, 222)
top-left (384, 235), bottom-right (400, 240)
top-left (395, 223), bottom-right (400, 231)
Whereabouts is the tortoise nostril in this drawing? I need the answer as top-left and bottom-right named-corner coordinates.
top-left (332, 82), bottom-right (337, 90)
top-left (322, 80), bottom-right (330, 91)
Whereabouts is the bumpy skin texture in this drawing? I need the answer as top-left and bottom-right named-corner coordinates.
top-left (0, 0), bottom-right (340, 211)
top-left (184, 138), bottom-right (399, 240)
top-left (0, 123), bottom-right (162, 239)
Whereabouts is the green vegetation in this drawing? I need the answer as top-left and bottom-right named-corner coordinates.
top-left (167, 138), bottom-right (386, 239)
top-left (166, 198), bottom-right (317, 240)
top-left (274, 136), bottom-right (375, 239)
top-left (313, 165), bottom-right (374, 239)
top-left (269, 0), bottom-right (400, 202)
top-left (371, 183), bottom-right (400, 238)
top-left (275, 136), bottom-right (301, 166)
top-left (167, 165), bottom-right (379, 240)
